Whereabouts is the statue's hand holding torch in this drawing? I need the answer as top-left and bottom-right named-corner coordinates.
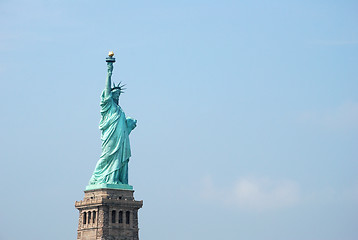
top-left (106, 51), bottom-right (116, 75)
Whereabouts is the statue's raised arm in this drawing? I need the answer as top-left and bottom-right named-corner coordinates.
top-left (104, 52), bottom-right (115, 97)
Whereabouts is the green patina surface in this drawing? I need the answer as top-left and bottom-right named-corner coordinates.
top-left (86, 53), bottom-right (137, 191)
top-left (85, 183), bottom-right (133, 191)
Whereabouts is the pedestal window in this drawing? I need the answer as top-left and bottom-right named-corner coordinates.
top-left (126, 211), bottom-right (130, 224)
top-left (119, 211), bottom-right (123, 223)
top-left (111, 210), bottom-right (116, 223)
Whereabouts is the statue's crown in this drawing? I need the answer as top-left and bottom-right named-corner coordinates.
top-left (111, 82), bottom-right (126, 93)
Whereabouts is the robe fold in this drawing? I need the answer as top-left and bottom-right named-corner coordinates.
top-left (89, 90), bottom-right (136, 185)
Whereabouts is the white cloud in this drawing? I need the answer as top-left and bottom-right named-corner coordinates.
top-left (200, 176), bottom-right (300, 211)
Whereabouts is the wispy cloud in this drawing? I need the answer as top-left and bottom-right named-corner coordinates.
top-left (298, 101), bottom-right (358, 131)
top-left (200, 176), bottom-right (300, 211)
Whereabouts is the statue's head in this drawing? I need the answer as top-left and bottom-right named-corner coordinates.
top-left (111, 82), bottom-right (125, 103)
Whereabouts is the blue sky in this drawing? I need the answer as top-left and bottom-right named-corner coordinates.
top-left (0, 1), bottom-right (357, 240)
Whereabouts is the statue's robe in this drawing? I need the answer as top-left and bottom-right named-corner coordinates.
top-left (89, 91), bottom-right (136, 185)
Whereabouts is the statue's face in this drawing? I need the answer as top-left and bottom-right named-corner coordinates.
top-left (112, 89), bottom-right (121, 102)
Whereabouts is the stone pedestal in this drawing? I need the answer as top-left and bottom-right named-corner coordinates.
top-left (75, 188), bottom-right (143, 240)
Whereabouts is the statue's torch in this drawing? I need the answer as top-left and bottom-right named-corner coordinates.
top-left (106, 51), bottom-right (116, 63)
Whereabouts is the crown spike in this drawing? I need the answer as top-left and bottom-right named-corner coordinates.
top-left (110, 81), bottom-right (126, 93)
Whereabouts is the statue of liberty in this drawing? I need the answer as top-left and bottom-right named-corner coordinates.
top-left (86, 52), bottom-right (137, 190)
